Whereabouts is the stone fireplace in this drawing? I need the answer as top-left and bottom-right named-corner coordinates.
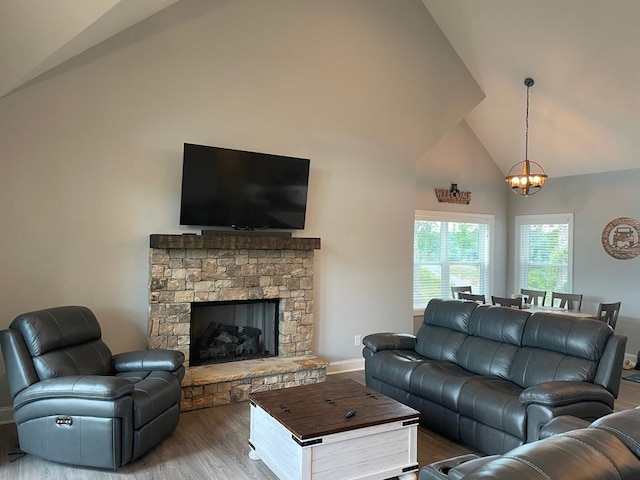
top-left (148, 234), bottom-right (326, 411)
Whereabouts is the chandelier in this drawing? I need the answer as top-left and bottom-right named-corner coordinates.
top-left (505, 77), bottom-right (547, 196)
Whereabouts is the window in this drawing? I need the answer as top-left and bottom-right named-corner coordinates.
top-left (514, 213), bottom-right (573, 297)
top-left (413, 211), bottom-right (494, 313)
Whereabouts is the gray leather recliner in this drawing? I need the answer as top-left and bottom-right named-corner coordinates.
top-left (420, 407), bottom-right (640, 479)
top-left (0, 306), bottom-right (185, 469)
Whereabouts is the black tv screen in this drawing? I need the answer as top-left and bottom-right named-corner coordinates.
top-left (179, 143), bottom-right (310, 230)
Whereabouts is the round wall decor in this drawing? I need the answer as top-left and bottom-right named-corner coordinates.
top-left (601, 217), bottom-right (640, 260)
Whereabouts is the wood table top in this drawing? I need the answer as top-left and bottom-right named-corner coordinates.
top-left (249, 378), bottom-right (419, 440)
top-left (526, 305), bottom-right (594, 318)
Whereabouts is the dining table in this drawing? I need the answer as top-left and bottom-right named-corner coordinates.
top-left (524, 305), bottom-right (594, 319)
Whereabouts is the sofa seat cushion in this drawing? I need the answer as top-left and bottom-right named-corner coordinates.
top-left (365, 349), bottom-right (427, 391)
top-left (458, 378), bottom-right (526, 439)
top-left (409, 361), bottom-right (483, 412)
top-left (116, 371), bottom-right (180, 429)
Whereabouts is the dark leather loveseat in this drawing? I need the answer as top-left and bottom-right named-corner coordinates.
top-left (420, 407), bottom-right (640, 479)
top-left (363, 299), bottom-right (627, 454)
top-left (0, 306), bottom-right (185, 469)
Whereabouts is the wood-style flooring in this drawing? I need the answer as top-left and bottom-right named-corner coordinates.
top-left (1, 370), bottom-right (639, 479)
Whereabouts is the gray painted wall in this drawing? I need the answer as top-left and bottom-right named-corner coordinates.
top-left (508, 168), bottom-right (640, 353)
top-left (414, 120), bottom-right (509, 331)
top-left (0, 1), bottom-right (482, 412)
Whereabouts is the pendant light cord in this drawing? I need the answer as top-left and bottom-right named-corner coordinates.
top-left (525, 83), bottom-right (530, 161)
top-left (506, 77), bottom-right (545, 196)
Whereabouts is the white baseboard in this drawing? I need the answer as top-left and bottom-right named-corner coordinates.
top-left (0, 406), bottom-right (14, 425)
top-left (327, 358), bottom-right (364, 375)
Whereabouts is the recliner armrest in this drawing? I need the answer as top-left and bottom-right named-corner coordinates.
top-left (14, 375), bottom-right (134, 409)
top-left (113, 349), bottom-right (185, 373)
top-left (362, 333), bottom-right (416, 353)
top-left (520, 381), bottom-right (614, 408)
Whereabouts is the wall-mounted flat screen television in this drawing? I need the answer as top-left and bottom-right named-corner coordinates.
top-left (179, 143), bottom-right (310, 230)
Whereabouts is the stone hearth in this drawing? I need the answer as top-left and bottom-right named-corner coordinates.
top-left (147, 234), bottom-right (326, 411)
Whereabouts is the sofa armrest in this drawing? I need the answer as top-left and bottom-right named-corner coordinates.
top-left (113, 349), bottom-right (185, 373)
top-left (362, 333), bottom-right (416, 353)
top-left (520, 381), bottom-right (614, 408)
top-left (14, 375), bottom-right (134, 409)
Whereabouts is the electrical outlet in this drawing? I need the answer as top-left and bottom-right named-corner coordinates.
top-left (354, 335), bottom-right (361, 346)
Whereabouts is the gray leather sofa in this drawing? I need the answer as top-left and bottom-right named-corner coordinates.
top-left (420, 407), bottom-right (640, 479)
top-left (0, 306), bottom-right (185, 469)
top-left (363, 299), bottom-right (627, 454)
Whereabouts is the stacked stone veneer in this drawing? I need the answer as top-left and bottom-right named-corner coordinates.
top-left (147, 234), bottom-right (326, 411)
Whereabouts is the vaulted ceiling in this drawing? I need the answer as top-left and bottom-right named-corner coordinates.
top-left (2, 0), bottom-right (638, 179)
top-left (423, 0), bottom-right (640, 179)
top-left (0, 0), bottom-right (179, 98)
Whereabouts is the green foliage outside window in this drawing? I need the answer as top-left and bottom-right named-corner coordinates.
top-left (414, 218), bottom-right (489, 310)
top-left (414, 221), bottom-right (441, 263)
top-left (521, 223), bottom-right (570, 296)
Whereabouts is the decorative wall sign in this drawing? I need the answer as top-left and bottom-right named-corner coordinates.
top-left (434, 186), bottom-right (471, 205)
top-left (601, 217), bottom-right (640, 260)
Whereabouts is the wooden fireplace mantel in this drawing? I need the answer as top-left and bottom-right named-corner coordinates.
top-left (150, 234), bottom-right (321, 250)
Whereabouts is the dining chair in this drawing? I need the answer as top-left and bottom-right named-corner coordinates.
top-left (492, 296), bottom-right (523, 309)
top-left (551, 292), bottom-right (583, 311)
top-left (520, 288), bottom-right (546, 306)
top-left (458, 292), bottom-right (485, 304)
top-left (595, 302), bottom-right (621, 330)
top-left (451, 285), bottom-right (472, 299)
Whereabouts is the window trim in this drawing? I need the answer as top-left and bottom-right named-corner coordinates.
top-left (413, 210), bottom-right (495, 315)
top-left (513, 213), bottom-right (574, 295)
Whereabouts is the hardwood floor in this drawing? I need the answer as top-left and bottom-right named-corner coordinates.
top-left (1, 370), bottom-right (639, 479)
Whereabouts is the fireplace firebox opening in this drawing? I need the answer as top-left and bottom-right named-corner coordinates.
top-left (189, 299), bottom-right (279, 366)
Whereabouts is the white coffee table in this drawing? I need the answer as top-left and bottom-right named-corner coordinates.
top-left (248, 378), bottom-right (420, 480)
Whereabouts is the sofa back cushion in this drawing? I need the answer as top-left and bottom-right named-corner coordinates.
top-left (457, 305), bottom-right (529, 378)
top-left (508, 312), bottom-right (612, 388)
top-left (415, 299), bottom-right (476, 362)
top-left (10, 306), bottom-right (113, 380)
